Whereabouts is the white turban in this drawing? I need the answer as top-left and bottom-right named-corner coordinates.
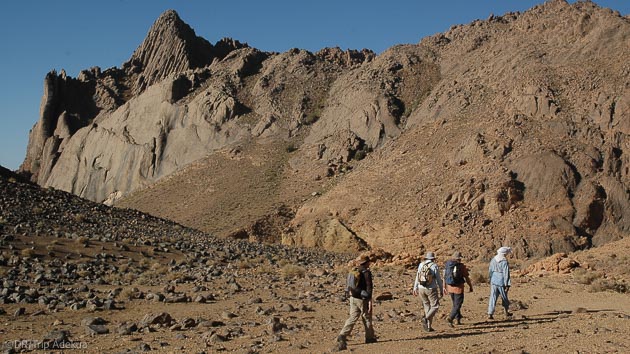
top-left (497, 246), bottom-right (512, 255)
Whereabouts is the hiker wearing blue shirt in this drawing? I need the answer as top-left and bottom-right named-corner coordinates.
top-left (487, 246), bottom-right (513, 319)
top-left (413, 252), bottom-right (443, 332)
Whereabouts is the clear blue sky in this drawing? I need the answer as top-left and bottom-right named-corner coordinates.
top-left (1, 0), bottom-right (628, 171)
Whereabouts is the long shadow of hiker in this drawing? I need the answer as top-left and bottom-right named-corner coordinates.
top-left (468, 316), bottom-right (555, 331)
top-left (350, 309), bottom-right (625, 347)
top-left (353, 330), bottom-right (486, 346)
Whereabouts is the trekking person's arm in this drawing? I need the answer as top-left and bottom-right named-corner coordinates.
top-left (412, 267), bottom-right (420, 296)
top-left (505, 261), bottom-right (512, 288)
top-left (503, 261), bottom-right (511, 288)
top-left (434, 264), bottom-right (443, 297)
top-left (442, 269), bottom-right (449, 295)
top-left (365, 270), bottom-right (373, 299)
top-left (465, 276), bottom-right (473, 292)
top-left (464, 264), bottom-right (473, 292)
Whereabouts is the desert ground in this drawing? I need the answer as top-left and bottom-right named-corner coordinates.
top-left (1, 247), bottom-right (629, 354)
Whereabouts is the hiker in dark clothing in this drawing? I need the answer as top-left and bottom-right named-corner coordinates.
top-left (336, 254), bottom-right (376, 350)
top-left (443, 251), bottom-right (473, 327)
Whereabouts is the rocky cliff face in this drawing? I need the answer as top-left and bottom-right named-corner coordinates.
top-left (21, 1), bottom-right (630, 260)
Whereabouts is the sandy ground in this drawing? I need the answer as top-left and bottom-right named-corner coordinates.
top-left (1, 263), bottom-right (628, 354)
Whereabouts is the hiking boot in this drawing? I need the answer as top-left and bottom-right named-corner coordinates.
top-left (447, 317), bottom-right (454, 328)
top-left (365, 337), bottom-right (377, 344)
top-left (336, 336), bottom-right (347, 351)
top-left (421, 317), bottom-right (429, 331)
top-left (487, 314), bottom-right (494, 320)
top-left (456, 318), bottom-right (462, 325)
top-left (504, 309), bottom-right (513, 318)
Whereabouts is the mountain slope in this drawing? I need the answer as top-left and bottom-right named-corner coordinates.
top-left (19, 1), bottom-right (629, 260)
top-left (289, 0), bottom-right (630, 258)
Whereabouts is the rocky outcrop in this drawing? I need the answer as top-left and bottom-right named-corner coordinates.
top-left (20, 11), bottom-right (260, 204)
top-left (285, 1), bottom-right (630, 258)
top-left (19, 3), bottom-right (630, 260)
top-left (123, 10), bottom-right (247, 96)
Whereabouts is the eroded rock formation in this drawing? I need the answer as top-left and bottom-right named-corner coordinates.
top-left (20, 2), bottom-right (630, 259)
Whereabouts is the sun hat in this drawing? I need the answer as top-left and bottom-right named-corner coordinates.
top-left (452, 251), bottom-right (462, 260)
top-left (357, 254), bottom-right (371, 264)
top-left (424, 252), bottom-right (435, 260)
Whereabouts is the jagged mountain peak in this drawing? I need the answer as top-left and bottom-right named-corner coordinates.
top-left (125, 9), bottom-right (244, 95)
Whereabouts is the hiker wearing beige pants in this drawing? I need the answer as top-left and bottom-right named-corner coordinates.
top-left (336, 255), bottom-right (376, 350)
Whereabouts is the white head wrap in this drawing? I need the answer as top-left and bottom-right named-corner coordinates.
top-left (497, 246), bottom-right (512, 255)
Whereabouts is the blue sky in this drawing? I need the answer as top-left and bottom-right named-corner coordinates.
top-left (1, 1), bottom-right (628, 170)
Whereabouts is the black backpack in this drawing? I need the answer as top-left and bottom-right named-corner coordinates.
top-left (444, 260), bottom-right (465, 285)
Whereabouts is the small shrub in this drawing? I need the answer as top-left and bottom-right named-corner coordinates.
top-left (139, 258), bottom-right (151, 269)
top-left (123, 272), bottom-right (138, 283)
top-left (0, 217), bottom-right (7, 224)
top-left (76, 270), bottom-right (91, 278)
top-left (120, 287), bottom-right (137, 300)
top-left (573, 268), bottom-right (603, 285)
top-left (277, 259), bottom-right (290, 267)
top-left (76, 236), bottom-right (89, 247)
top-left (470, 271), bottom-right (487, 285)
top-left (281, 264), bottom-right (305, 279)
top-left (32, 207), bottom-right (43, 215)
top-left (165, 270), bottom-right (183, 282)
top-left (589, 278), bottom-right (627, 293)
top-left (353, 149), bottom-right (367, 161)
top-left (303, 112), bottom-right (320, 125)
top-left (255, 264), bottom-right (275, 275)
top-left (103, 273), bottom-right (120, 284)
top-left (237, 260), bottom-right (252, 270)
top-left (73, 213), bottom-right (87, 223)
top-left (20, 248), bottom-right (36, 258)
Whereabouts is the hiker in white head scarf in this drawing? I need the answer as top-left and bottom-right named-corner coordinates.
top-left (487, 246), bottom-right (512, 319)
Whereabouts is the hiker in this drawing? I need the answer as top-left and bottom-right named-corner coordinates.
top-left (336, 254), bottom-right (377, 350)
top-left (412, 252), bottom-right (443, 332)
top-left (443, 251), bottom-right (473, 327)
top-left (487, 246), bottom-right (513, 319)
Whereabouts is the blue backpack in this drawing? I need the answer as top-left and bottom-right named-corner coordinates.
top-left (444, 260), bottom-right (465, 285)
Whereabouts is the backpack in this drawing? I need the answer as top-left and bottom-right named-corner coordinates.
top-left (418, 261), bottom-right (434, 287)
top-left (445, 260), bottom-right (465, 285)
top-left (346, 268), bottom-right (362, 292)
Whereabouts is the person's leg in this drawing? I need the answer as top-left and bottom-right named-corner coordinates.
top-left (488, 285), bottom-right (499, 317)
top-left (425, 288), bottom-right (440, 329)
top-left (360, 300), bottom-right (376, 342)
top-left (452, 293), bottom-right (464, 321)
top-left (448, 293), bottom-right (458, 320)
top-left (419, 289), bottom-right (430, 317)
top-left (419, 288), bottom-right (431, 330)
top-left (457, 293), bottom-right (465, 323)
top-left (498, 286), bottom-right (511, 316)
top-left (339, 297), bottom-right (361, 338)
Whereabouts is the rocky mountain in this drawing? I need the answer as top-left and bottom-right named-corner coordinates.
top-left (2, 161), bottom-right (629, 353)
top-left (20, 1), bottom-right (629, 260)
